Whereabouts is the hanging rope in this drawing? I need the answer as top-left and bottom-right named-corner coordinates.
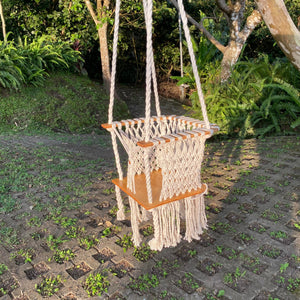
top-left (108, 0), bottom-right (121, 124)
top-left (176, 0), bottom-right (210, 129)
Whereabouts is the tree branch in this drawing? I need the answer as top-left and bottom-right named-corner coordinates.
top-left (239, 9), bottom-right (262, 42)
top-left (84, 0), bottom-right (99, 25)
top-left (216, 0), bottom-right (232, 16)
top-left (169, 0), bottom-right (226, 54)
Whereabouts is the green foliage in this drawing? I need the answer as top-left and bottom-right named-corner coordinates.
top-left (184, 55), bottom-right (300, 137)
top-left (129, 273), bottom-right (159, 292)
top-left (0, 36), bottom-right (81, 90)
top-left (0, 264), bottom-right (8, 275)
top-left (51, 248), bottom-right (76, 264)
top-left (35, 275), bottom-right (63, 297)
top-left (133, 243), bottom-right (157, 262)
top-left (83, 273), bottom-right (110, 297)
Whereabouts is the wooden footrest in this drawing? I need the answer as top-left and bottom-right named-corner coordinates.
top-left (112, 169), bottom-right (207, 210)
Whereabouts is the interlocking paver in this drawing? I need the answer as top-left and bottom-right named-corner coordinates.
top-left (0, 90), bottom-right (299, 299)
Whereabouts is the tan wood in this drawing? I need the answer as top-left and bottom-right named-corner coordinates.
top-left (101, 115), bottom-right (174, 129)
top-left (101, 115), bottom-right (216, 130)
top-left (112, 169), bottom-right (207, 210)
top-left (137, 129), bottom-right (214, 148)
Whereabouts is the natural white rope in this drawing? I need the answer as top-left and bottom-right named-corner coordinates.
top-left (176, 0), bottom-right (210, 129)
top-left (108, 0), bottom-right (121, 124)
top-left (143, 0), bottom-right (153, 142)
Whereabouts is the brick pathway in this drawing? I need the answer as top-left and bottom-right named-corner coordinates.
top-left (0, 90), bottom-right (299, 299)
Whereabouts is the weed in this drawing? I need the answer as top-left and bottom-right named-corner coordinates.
top-left (286, 277), bottom-right (300, 292)
top-left (270, 231), bottom-right (288, 239)
top-left (141, 225), bottom-right (154, 237)
top-left (101, 225), bottom-right (121, 238)
top-left (0, 264), bottom-right (8, 275)
top-left (264, 186), bottom-right (275, 194)
top-left (35, 275), bottom-right (64, 297)
top-left (10, 248), bottom-right (35, 264)
top-left (83, 273), bottom-right (110, 297)
top-left (65, 226), bottom-right (85, 239)
top-left (129, 273), bottom-right (159, 292)
top-left (133, 243), bottom-right (157, 262)
top-left (78, 235), bottom-right (99, 250)
top-left (232, 187), bottom-right (249, 196)
top-left (27, 216), bottom-right (42, 227)
top-left (52, 215), bottom-right (77, 228)
top-left (261, 209), bottom-right (282, 222)
top-left (46, 235), bottom-right (66, 250)
top-left (108, 205), bottom-right (119, 218)
top-left (280, 262), bottom-right (289, 273)
top-left (224, 267), bottom-right (246, 286)
top-left (294, 222), bottom-right (300, 230)
top-left (116, 234), bottom-right (134, 252)
top-left (50, 248), bottom-right (76, 264)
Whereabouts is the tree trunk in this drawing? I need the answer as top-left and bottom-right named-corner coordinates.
top-left (0, 0), bottom-right (7, 42)
top-left (98, 23), bottom-right (111, 92)
top-left (255, 0), bottom-right (300, 71)
top-left (84, 0), bottom-right (111, 92)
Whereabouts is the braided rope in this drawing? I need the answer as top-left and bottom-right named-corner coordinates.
top-left (176, 0), bottom-right (210, 129)
top-left (143, 0), bottom-right (153, 142)
top-left (108, 0), bottom-right (121, 124)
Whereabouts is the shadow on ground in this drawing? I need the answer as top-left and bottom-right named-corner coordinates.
top-left (0, 88), bottom-right (299, 299)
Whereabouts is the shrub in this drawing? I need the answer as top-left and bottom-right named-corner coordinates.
top-left (183, 55), bottom-right (300, 137)
top-left (0, 36), bottom-right (82, 89)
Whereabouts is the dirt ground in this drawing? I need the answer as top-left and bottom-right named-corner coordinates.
top-left (0, 91), bottom-right (299, 300)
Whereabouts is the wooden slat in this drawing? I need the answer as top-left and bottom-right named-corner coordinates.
top-left (112, 169), bottom-right (207, 210)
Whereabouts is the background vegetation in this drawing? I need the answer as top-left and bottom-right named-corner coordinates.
top-left (0, 0), bottom-right (299, 137)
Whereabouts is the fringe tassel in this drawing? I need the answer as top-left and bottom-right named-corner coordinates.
top-left (149, 202), bottom-right (181, 250)
top-left (115, 186), bottom-right (125, 221)
top-left (184, 194), bottom-right (207, 242)
top-left (129, 197), bottom-right (142, 247)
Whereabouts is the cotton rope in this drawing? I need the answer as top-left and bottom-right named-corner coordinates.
top-left (176, 0), bottom-right (210, 129)
top-left (104, 0), bottom-right (215, 250)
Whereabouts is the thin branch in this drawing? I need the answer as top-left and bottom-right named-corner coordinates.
top-left (84, 0), bottom-right (99, 24)
top-left (216, 0), bottom-right (232, 16)
top-left (169, 0), bottom-right (226, 54)
top-left (239, 9), bottom-right (262, 42)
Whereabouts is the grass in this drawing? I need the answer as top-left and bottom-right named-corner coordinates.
top-left (0, 72), bottom-right (129, 134)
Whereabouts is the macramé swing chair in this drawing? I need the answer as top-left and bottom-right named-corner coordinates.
top-left (102, 0), bottom-right (219, 251)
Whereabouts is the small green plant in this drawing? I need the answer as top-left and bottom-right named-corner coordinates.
top-left (101, 225), bottom-right (121, 238)
top-left (78, 235), bottom-right (99, 250)
top-left (50, 248), bottom-right (76, 264)
top-left (133, 243), bottom-right (157, 262)
top-left (27, 216), bottom-right (42, 227)
top-left (280, 262), bottom-right (289, 273)
top-left (35, 275), bottom-right (63, 296)
top-left (108, 205), bottom-right (118, 217)
top-left (52, 215), bottom-right (77, 228)
top-left (0, 264), bottom-right (8, 275)
top-left (286, 277), bottom-right (300, 292)
top-left (141, 225), bottom-right (154, 237)
top-left (294, 222), bottom-right (300, 230)
top-left (83, 273), bottom-right (110, 297)
top-left (10, 248), bottom-right (35, 264)
top-left (188, 249), bottom-right (197, 258)
top-left (116, 234), bottom-right (134, 252)
top-left (224, 267), bottom-right (246, 287)
top-left (65, 226), bottom-right (85, 239)
top-left (46, 235), bottom-right (66, 250)
top-left (270, 231), bottom-right (288, 239)
top-left (129, 273), bottom-right (159, 292)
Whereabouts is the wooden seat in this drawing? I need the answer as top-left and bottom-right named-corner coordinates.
top-left (112, 169), bottom-right (207, 210)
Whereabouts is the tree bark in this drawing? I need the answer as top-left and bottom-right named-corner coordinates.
top-left (169, 0), bottom-right (262, 82)
top-left (84, 0), bottom-right (111, 92)
top-left (255, 0), bottom-right (300, 71)
top-left (0, 0), bottom-right (7, 42)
